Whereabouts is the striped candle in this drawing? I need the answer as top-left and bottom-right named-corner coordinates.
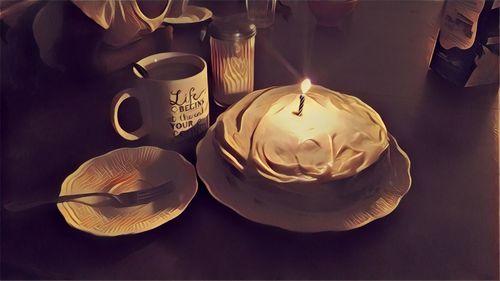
top-left (298, 94), bottom-right (305, 116)
top-left (297, 79), bottom-right (311, 116)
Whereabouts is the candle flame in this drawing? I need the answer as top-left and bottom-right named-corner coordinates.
top-left (301, 79), bottom-right (311, 95)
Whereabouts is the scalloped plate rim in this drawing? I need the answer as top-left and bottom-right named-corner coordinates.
top-left (197, 130), bottom-right (411, 232)
top-left (57, 146), bottom-right (198, 237)
top-left (163, 5), bottom-right (213, 25)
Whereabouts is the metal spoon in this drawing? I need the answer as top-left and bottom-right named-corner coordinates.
top-left (133, 63), bottom-right (150, 79)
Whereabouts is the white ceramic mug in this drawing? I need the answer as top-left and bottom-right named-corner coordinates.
top-left (111, 52), bottom-right (209, 148)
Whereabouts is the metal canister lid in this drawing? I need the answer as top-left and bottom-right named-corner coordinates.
top-left (208, 16), bottom-right (256, 41)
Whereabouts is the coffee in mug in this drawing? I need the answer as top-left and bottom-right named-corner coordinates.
top-left (147, 62), bottom-right (201, 80)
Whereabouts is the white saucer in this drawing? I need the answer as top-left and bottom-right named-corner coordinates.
top-left (163, 5), bottom-right (213, 25)
top-left (197, 127), bottom-right (411, 232)
top-left (58, 147), bottom-right (197, 237)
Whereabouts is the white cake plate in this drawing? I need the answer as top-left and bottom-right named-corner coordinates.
top-left (197, 127), bottom-right (411, 232)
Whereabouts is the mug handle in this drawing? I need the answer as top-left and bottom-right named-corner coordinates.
top-left (111, 88), bottom-right (150, 141)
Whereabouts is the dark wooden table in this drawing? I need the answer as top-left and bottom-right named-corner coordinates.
top-left (1, 1), bottom-right (498, 279)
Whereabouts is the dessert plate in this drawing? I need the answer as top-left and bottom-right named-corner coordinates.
top-left (58, 146), bottom-right (197, 237)
top-left (163, 6), bottom-right (213, 25)
top-left (197, 125), bottom-right (411, 233)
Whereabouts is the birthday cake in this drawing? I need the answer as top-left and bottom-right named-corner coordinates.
top-left (196, 84), bottom-right (410, 232)
top-left (213, 85), bottom-right (389, 184)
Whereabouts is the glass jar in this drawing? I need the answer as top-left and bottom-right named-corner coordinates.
top-left (208, 17), bottom-right (257, 107)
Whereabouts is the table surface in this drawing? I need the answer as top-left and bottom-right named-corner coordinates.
top-left (1, 1), bottom-right (499, 280)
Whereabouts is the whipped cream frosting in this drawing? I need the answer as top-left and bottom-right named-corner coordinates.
top-left (213, 85), bottom-right (389, 183)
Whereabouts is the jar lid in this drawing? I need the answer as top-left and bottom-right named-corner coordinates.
top-left (208, 16), bottom-right (256, 41)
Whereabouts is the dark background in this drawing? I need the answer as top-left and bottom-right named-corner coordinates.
top-left (1, 1), bottom-right (499, 279)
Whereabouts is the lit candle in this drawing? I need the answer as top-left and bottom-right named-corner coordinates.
top-left (297, 78), bottom-right (311, 116)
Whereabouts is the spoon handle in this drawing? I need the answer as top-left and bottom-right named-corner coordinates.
top-left (133, 63), bottom-right (149, 79)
